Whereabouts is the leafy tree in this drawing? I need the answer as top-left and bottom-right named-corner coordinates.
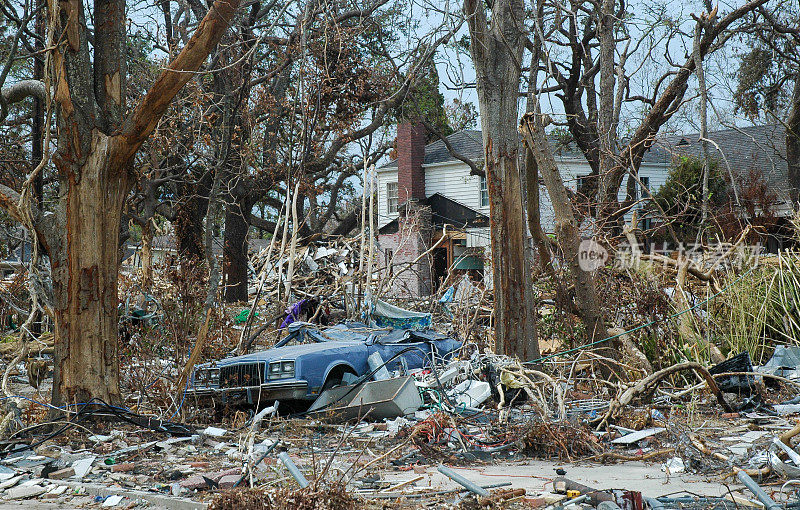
top-left (652, 156), bottom-right (727, 242)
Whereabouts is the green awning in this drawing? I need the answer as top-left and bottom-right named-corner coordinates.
top-left (453, 255), bottom-right (483, 270)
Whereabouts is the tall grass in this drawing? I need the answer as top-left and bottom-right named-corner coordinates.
top-left (765, 251), bottom-right (800, 345)
top-left (712, 266), bottom-right (770, 363)
top-left (712, 251), bottom-right (800, 364)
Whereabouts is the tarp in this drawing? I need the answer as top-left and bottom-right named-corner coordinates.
top-left (367, 298), bottom-right (432, 330)
top-left (453, 255), bottom-right (483, 270)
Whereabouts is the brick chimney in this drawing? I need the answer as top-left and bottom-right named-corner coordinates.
top-left (397, 122), bottom-right (427, 205)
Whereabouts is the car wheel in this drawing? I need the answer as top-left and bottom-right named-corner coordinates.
top-left (322, 366), bottom-right (356, 392)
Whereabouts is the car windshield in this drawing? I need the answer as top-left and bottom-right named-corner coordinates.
top-left (274, 322), bottom-right (373, 347)
top-left (373, 329), bottom-right (449, 345)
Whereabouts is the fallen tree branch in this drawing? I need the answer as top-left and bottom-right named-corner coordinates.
top-left (594, 362), bottom-right (731, 430)
top-left (0, 80), bottom-right (47, 122)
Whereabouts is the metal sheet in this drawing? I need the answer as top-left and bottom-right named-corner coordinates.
top-left (307, 376), bottom-right (422, 421)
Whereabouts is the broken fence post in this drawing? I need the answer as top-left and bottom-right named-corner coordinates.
top-left (736, 469), bottom-right (781, 510)
top-left (278, 452), bottom-right (309, 488)
top-left (437, 465), bottom-right (489, 497)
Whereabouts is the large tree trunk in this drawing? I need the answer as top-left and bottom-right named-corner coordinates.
top-left (174, 170), bottom-right (212, 262)
top-left (594, 0), bottom-right (622, 226)
top-left (40, 0), bottom-right (241, 406)
top-left (223, 196), bottom-right (251, 302)
top-left (50, 132), bottom-right (129, 405)
top-left (465, 0), bottom-right (539, 361)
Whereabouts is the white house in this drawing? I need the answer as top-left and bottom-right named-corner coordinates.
top-left (376, 123), bottom-right (792, 298)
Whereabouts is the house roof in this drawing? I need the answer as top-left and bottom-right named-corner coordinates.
top-left (380, 124), bottom-right (791, 205)
top-left (652, 124), bottom-right (790, 206)
top-left (379, 128), bottom-right (669, 169)
top-left (378, 192), bottom-right (489, 234)
top-left (380, 130), bottom-right (484, 169)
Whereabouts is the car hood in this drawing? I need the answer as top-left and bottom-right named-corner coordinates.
top-left (211, 341), bottom-right (364, 367)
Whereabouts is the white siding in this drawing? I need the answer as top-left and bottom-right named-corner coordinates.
top-left (376, 161), bottom-right (490, 228)
top-left (376, 168), bottom-right (399, 228)
top-left (536, 159), bottom-right (670, 233)
top-left (424, 162), bottom-right (490, 216)
top-left (466, 227), bottom-right (490, 248)
top-left (378, 159), bottom-right (670, 233)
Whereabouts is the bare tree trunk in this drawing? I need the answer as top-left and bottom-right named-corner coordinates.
top-left (520, 113), bottom-right (610, 352)
top-left (523, 28), bottom-right (572, 313)
top-left (525, 149), bottom-right (552, 272)
top-left (693, 19), bottom-right (711, 243)
top-left (464, 0), bottom-right (539, 361)
top-left (45, 0), bottom-right (241, 406)
top-left (30, 0), bottom-right (45, 338)
top-left (595, 0), bottom-right (621, 223)
top-left (141, 219), bottom-right (153, 288)
top-left (51, 133), bottom-right (129, 405)
top-left (175, 170), bottom-right (213, 263)
top-left (32, 0), bottom-right (44, 205)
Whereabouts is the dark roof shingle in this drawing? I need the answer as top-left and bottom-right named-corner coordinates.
top-left (652, 124), bottom-right (789, 204)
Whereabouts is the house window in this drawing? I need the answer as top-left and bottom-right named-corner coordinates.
top-left (480, 176), bottom-right (489, 207)
top-left (386, 182), bottom-right (398, 213)
top-left (639, 176), bottom-right (651, 198)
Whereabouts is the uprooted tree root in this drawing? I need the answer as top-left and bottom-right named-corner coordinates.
top-left (209, 484), bottom-right (358, 510)
top-left (518, 422), bottom-right (602, 461)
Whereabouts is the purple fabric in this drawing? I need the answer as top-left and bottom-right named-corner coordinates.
top-left (280, 299), bottom-right (307, 329)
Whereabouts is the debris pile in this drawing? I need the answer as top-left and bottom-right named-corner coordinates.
top-left (3, 238), bottom-right (800, 509)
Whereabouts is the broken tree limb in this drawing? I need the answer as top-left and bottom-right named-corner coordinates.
top-left (175, 308), bottom-right (212, 396)
top-left (519, 112), bottom-right (610, 361)
top-left (607, 327), bottom-right (653, 376)
top-left (595, 362), bottom-right (731, 429)
top-left (781, 421), bottom-right (800, 447)
top-left (690, 434), bottom-right (729, 462)
top-left (674, 258), bottom-right (725, 364)
top-left (0, 80), bottom-right (47, 122)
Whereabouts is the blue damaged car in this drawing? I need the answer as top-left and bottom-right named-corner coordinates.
top-left (188, 322), bottom-right (462, 405)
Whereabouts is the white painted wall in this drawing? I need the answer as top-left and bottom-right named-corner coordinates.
top-left (424, 162), bottom-right (490, 217)
top-left (376, 167), bottom-right (399, 229)
top-left (377, 159), bottom-right (669, 235)
top-left (537, 158), bottom-right (668, 234)
top-left (377, 161), bottom-right (490, 229)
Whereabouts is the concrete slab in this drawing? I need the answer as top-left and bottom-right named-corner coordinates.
top-left (6, 485), bottom-right (46, 500)
top-left (52, 480), bottom-right (207, 510)
top-left (380, 461), bottom-right (741, 499)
